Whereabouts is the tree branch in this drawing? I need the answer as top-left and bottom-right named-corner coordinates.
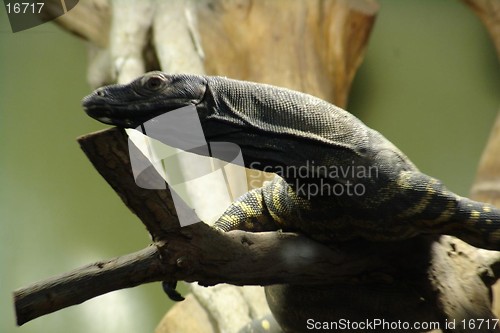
top-left (13, 128), bottom-right (397, 326)
top-left (23, 128), bottom-right (497, 328)
top-left (14, 245), bottom-right (161, 326)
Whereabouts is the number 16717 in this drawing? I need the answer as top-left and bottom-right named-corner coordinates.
top-left (6, 2), bottom-right (45, 14)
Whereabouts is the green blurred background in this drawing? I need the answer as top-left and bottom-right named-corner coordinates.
top-left (1, 1), bottom-right (498, 332)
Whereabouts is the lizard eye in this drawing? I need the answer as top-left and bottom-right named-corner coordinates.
top-left (142, 75), bottom-right (166, 91)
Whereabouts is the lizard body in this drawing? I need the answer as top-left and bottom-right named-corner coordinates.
top-left (82, 72), bottom-right (500, 250)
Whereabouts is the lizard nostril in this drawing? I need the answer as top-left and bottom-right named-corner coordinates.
top-left (96, 89), bottom-right (106, 97)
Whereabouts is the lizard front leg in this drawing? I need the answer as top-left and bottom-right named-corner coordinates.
top-left (214, 176), bottom-right (297, 232)
top-left (166, 177), bottom-right (296, 302)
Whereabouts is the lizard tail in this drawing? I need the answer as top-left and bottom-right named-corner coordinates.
top-left (451, 196), bottom-right (500, 250)
top-left (399, 171), bottom-right (500, 250)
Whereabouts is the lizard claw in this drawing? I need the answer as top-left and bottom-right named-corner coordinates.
top-left (162, 280), bottom-right (185, 302)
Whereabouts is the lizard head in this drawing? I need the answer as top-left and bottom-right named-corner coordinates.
top-left (82, 72), bottom-right (207, 128)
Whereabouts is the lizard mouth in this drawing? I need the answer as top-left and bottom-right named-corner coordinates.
top-left (82, 95), bottom-right (178, 128)
top-left (83, 103), bottom-right (153, 128)
top-left (82, 90), bottom-right (199, 128)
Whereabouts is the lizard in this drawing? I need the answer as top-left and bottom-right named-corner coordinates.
top-left (82, 71), bottom-right (500, 251)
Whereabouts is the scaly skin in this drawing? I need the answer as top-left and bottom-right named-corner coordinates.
top-left (82, 71), bottom-right (500, 250)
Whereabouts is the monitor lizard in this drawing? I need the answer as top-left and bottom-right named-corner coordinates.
top-left (82, 71), bottom-right (500, 251)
